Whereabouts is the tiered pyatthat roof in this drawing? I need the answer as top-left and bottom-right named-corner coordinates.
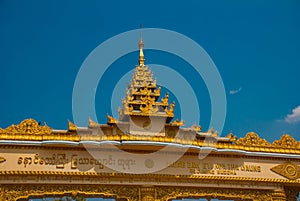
top-left (118, 36), bottom-right (175, 123)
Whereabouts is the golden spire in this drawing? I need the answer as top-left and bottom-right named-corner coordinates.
top-left (138, 25), bottom-right (145, 66)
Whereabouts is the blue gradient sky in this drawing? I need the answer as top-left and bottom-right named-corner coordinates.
top-left (1, 0), bottom-right (300, 142)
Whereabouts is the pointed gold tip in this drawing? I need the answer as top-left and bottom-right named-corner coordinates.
top-left (68, 120), bottom-right (77, 132)
top-left (138, 26), bottom-right (144, 50)
top-left (138, 26), bottom-right (145, 66)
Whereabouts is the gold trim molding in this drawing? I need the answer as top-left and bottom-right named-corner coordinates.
top-left (0, 184), bottom-right (139, 201)
top-left (1, 119), bottom-right (300, 155)
top-left (1, 184), bottom-right (294, 201)
top-left (1, 170), bottom-right (300, 184)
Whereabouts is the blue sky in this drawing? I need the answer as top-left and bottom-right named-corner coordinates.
top-left (1, 0), bottom-right (300, 143)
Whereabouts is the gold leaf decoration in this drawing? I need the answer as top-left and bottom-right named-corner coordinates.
top-left (0, 156), bottom-right (6, 163)
top-left (226, 131), bottom-right (237, 142)
top-left (235, 132), bottom-right (271, 146)
top-left (107, 114), bottom-right (118, 124)
top-left (271, 163), bottom-right (300, 180)
top-left (189, 123), bottom-right (202, 132)
top-left (272, 134), bottom-right (300, 149)
top-left (68, 120), bottom-right (77, 132)
top-left (88, 117), bottom-right (98, 127)
top-left (165, 102), bottom-right (175, 117)
top-left (0, 119), bottom-right (52, 135)
top-left (171, 118), bottom-right (184, 126)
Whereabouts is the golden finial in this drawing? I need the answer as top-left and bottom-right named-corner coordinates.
top-left (68, 120), bottom-right (77, 132)
top-left (138, 25), bottom-right (145, 66)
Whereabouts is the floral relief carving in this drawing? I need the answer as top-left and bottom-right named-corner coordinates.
top-left (1, 184), bottom-right (139, 201)
top-left (155, 186), bottom-right (273, 201)
top-left (0, 119), bottom-right (52, 135)
top-left (271, 162), bottom-right (300, 180)
top-left (235, 132), bottom-right (271, 146)
top-left (272, 134), bottom-right (300, 149)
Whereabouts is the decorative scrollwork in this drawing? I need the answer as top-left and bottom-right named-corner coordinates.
top-left (155, 186), bottom-right (273, 201)
top-left (1, 184), bottom-right (139, 201)
top-left (271, 163), bottom-right (300, 180)
top-left (235, 132), bottom-right (271, 147)
top-left (0, 119), bottom-right (52, 135)
top-left (272, 134), bottom-right (300, 149)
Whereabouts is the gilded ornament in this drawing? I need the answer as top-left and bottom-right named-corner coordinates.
top-left (0, 156), bottom-right (6, 163)
top-left (107, 114), bottom-right (118, 124)
top-left (68, 120), bottom-right (77, 132)
top-left (140, 88), bottom-right (151, 95)
top-left (235, 132), bottom-right (271, 147)
top-left (272, 134), bottom-right (300, 149)
top-left (150, 105), bottom-right (159, 113)
top-left (0, 119), bottom-right (52, 135)
top-left (225, 131), bottom-right (237, 142)
top-left (190, 123), bottom-right (202, 132)
top-left (154, 87), bottom-right (160, 96)
top-left (88, 117), bottom-right (98, 127)
top-left (271, 163), bottom-right (300, 180)
top-left (171, 118), bottom-right (184, 126)
top-left (161, 92), bottom-right (169, 105)
top-left (165, 102), bottom-right (175, 117)
top-left (152, 78), bottom-right (156, 86)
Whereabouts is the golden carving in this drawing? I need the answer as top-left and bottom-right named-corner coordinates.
top-left (0, 157), bottom-right (6, 164)
top-left (117, 38), bottom-right (177, 122)
top-left (165, 102), bottom-right (175, 117)
top-left (207, 128), bottom-right (219, 137)
top-left (225, 131), bottom-right (237, 142)
top-left (0, 184), bottom-right (290, 201)
top-left (161, 92), bottom-right (169, 105)
top-left (271, 189), bottom-right (287, 201)
top-left (155, 186), bottom-right (273, 201)
top-left (272, 134), bottom-right (300, 149)
top-left (68, 120), bottom-right (77, 132)
top-left (0, 119), bottom-right (52, 135)
top-left (0, 184), bottom-right (280, 201)
top-left (189, 123), bottom-right (202, 132)
top-left (140, 88), bottom-right (151, 96)
top-left (152, 78), bottom-right (156, 87)
top-left (171, 118), bottom-right (184, 126)
top-left (154, 86), bottom-right (160, 96)
top-left (88, 117), bottom-right (98, 127)
top-left (271, 163), bottom-right (300, 180)
top-left (107, 114), bottom-right (118, 124)
top-left (126, 89), bottom-right (134, 101)
top-left (235, 132), bottom-right (271, 146)
top-left (1, 184), bottom-right (139, 201)
top-left (140, 95), bottom-right (156, 114)
top-left (140, 95), bottom-right (155, 105)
